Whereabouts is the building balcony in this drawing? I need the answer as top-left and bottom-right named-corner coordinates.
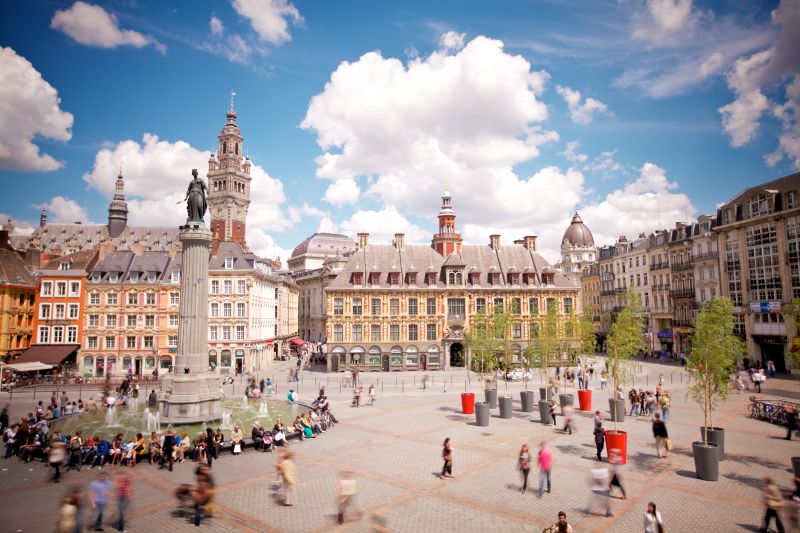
top-left (672, 319), bottom-right (693, 328)
top-left (651, 283), bottom-right (671, 291)
top-left (432, 232), bottom-right (462, 240)
top-left (649, 262), bottom-right (669, 271)
top-left (670, 289), bottom-right (695, 299)
top-left (692, 251), bottom-right (719, 263)
top-left (600, 290), bottom-right (616, 296)
top-left (614, 287), bottom-right (626, 294)
top-left (671, 262), bottom-right (693, 271)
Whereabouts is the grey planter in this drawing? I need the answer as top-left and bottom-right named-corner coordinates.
top-left (499, 395), bottom-right (513, 419)
top-left (700, 427), bottom-right (725, 460)
top-left (692, 442), bottom-right (720, 481)
top-left (608, 398), bottom-right (625, 422)
top-left (520, 390), bottom-right (535, 412)
top-left (792, 457), bottom-right (800, 478)
top-left (538, 400), bottom-right (553, 425)
top-left (475, 402), bottom-right (490, 427)
top-left (485, 388), bottom-right (498, 409)
top-left (559, 394), bottom-right (574, 409)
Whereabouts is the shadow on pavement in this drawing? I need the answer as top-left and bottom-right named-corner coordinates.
top-left (724, 472), bottom-right (765, 489)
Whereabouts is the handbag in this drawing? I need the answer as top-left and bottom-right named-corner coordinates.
top-left (665, 438), bottom-right (673, 451)
top-left (233, 443), bottom-right (241, 454)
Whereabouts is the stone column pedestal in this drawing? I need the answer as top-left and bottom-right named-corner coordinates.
top-left (159, 221), bottom-right (223, 424)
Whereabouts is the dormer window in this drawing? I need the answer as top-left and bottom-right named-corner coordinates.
top-left (468, 272), bottom-right (480, 285)
top-left (488, 273), bottom-right (501, 285)
top-left (109, 272), bottom-right (119, 283)
top-left (388, 273), bottom-right (400, 286)
top-left (59, 261), bottom-right (71, 271)
top-left (447, 270), bottom-right (463, 286)
top-left (425, 273), bottom-right (437, 285)
top-left (406, 272), bottom-right (417, 285)
top-left (368, 272), bottom-right (380, 285)
top-left (147, 272), bottom-right (156, 283)
top-left (522, 273), bottom-right (537, 285)
top-left (351, 272), bottom-right (363, 285)
top-left (506, 273), bottom-right (520, 285)
top-left (129, 272), bottom-right (139, 283)
top-left (171, 272), bottom-right (180, 283)
top-left (91, 272), bottom-right (101, 282)
top-left (224, 257), bottom-right (234, 269)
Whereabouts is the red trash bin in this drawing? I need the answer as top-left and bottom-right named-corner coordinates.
top-left (461, 392), bottom-right (475, 414)
top-left (606, 430), bottom-right (628, 465)
top-left (577, 389), bottom-right (592, 411)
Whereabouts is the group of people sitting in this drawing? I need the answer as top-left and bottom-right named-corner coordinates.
top-left (229, 409), bottom-right (334, 454)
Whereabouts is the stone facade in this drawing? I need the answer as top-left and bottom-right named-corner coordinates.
top-left (0, 238), bottom-right (35, 360)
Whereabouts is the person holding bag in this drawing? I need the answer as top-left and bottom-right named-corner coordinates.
top-left (518, 444), bottom-right (531, 494)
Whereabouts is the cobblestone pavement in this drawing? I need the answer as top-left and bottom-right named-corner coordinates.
top-left (1, 359), bottom-right (798, 532)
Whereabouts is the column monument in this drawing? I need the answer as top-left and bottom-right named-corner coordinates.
top-left (159, 169), bottom-right (223, 423)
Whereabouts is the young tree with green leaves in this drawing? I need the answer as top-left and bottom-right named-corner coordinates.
top-left (525, 299), bottom-right (560, 389)
top-left (783, 298), bottom-right (800, 375)
top-left (606, 288), bottom-right (646, 428)
top-left (464, 312), bottom-right (499, 388)
top-left (687, 297), bottom-right (745, 441)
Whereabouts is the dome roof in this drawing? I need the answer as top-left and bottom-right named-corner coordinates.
top-left (562, 212), bottom-right (594, 247)
top-left (291, 233), bottom-right (356, 258)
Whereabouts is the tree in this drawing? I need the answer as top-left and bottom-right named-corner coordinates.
top-left (464, 312), bottom-right (499, 389)
top-left (782, 298), bottom-right (800, 375)
top-left (687, 297), bottom-right (745, 442)
top-left (525, 299), bottom-right (560, 389)
top-left (606, 288), bottom-right (646, 428)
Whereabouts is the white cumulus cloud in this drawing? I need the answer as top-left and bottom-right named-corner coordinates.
top-left (339, 206), bottom-right (428, 245)
top-left (439, 31), bottom-right (466, 52)
top-left (555, 85), bottom-right (608, 124)
top-left (35, 196), bottom-right (90, 224)
top-left (81, 132), bottom-right (302, 257)
top-left (323, 179), bottom-right (360, 207)
top-left (210, 16), bottom-right (224, 37)
top-left (561, 141), bottom-right (588, 163)
top-left (51, 1), bottom-right (163, 51)
top-left (302, 35), bottom-right (557, 234)
top-left (232, 0), bottom-right (303, 45)
top-left (581, 163), bottom-right (695, 248)
top-left (0, 47), bottom-right (73, 171)
top-left (632, 0), bottom-right (700, 47)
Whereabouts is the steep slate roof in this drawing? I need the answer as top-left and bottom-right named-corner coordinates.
top-left (126, 251), bottom-right (171, 281)
top-left (209, 241), bottom-right (256, 270)
top-left (20, 223), bottom-right (179, 256)
top-left (90, 251), bottom-right (135, 280)
top-left (0, 249), bottom-right (35, 288)
top-left (329, 243), bottom-right (577, 290)
top-left (719, 171), bottom-right (799, 208)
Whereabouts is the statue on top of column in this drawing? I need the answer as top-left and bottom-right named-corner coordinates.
top-left (185, 169), bottom-right (208, 222)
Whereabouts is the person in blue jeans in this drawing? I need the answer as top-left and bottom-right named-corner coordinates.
top-left (90, 472), bottom-right (112, 531)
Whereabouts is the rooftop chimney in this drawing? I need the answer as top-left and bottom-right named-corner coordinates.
top-left (523, 235), bottom-right (537, 251)
top-left (357, 232), bottom-right (369, 249)
top-left (393, 233), bottom-right (405, 250)
top-left (513, 239), bottom-right (524, 246)
top-left (489, 234), bottom-right (500, 250)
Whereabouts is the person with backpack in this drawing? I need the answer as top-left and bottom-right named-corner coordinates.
top-left (68, 431), bottom-right (83, 471)
top-left (593, 421), bottom-right (606, 461)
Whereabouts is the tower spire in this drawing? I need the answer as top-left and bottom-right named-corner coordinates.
top-left (108, 168), bottom-right (128, 238)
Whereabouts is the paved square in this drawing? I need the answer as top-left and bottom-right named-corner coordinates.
top-left (1, 359), bottom-right (798, 532)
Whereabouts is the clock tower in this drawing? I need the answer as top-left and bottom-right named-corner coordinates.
top-left (207, 95), bottom-right (252, 249)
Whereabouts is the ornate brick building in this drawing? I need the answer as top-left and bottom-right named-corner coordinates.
top-left (324, 192), bottom-right (580, 372)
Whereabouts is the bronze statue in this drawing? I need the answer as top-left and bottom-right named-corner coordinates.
top-left (185, 169), bottom-right (208, 221)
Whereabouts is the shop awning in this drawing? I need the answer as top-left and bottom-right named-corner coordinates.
top-left (12, 344), bottom-right (80, 366)
top-left (2, 362), bottom-right (54, 372)
top-left (290, 337), bottom-right (305, 346)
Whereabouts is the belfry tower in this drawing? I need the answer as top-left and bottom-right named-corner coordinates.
top-left (431, 190), bottom-right (462, 256)
top-left (207, 94), bottom-right (252, 249)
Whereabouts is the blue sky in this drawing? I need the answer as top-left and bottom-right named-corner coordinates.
top-left (1, 0), bottom-right (798, 262)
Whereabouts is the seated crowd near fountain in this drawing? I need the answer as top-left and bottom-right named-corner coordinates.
top-left (1, 388), bottom-right (337, 472)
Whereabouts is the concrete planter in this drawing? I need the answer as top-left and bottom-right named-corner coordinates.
top-left (608, 398), bottom-right (626, 423)
top-left (792, 457), bottom-right (800, 478)
top-left (475, 401), bottom-right (490, 427)
top-left (559, 394), bottom-right (574, 409)
top-left (700, 427), bottom-right (725, 460)
top-left (485, 388), bottom-right (498, 409)
top-left (538, 400), bottom-right (553, 425)
top-left (692, 442), bottom-right (720, 481)
top-left (520, 390), bottom-right (535, 412)
top-left (499, 395), bottom-right (513, 419)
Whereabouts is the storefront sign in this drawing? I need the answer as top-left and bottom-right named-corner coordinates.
top-left (657, 332), bottom-right (673, 338)
top-left (749, 301), bottom-right (782, 313)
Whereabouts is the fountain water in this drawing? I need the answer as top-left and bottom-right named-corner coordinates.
top-left (242, 395), bottom-right (248, 409)
top-left (220, 409), bottom-right (233, 429)
top-left (143, 409), bottom-right (160, 433)
top-left (258, 400), bottom-right (269, 416)
top-left (128, 396), bottom-right (138, 412)
top-left (105, 406), bottom-right (119, 426)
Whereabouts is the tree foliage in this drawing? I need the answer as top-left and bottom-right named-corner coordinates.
top-left (784, 298), bottom-right (800, 374)
top-left (525, 300), bottom-right (561, 387)
top-left (606, 289), bottom-right (645, 401)
top-left (464, 311), bottom-right (501, 388)
top-left (687, 297), bottom-right (745, 441)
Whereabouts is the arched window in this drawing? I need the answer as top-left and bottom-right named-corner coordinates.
top-left (235, 143), bottom-right (239, 155)
top-left (223, 142), bottom-right (227, 154)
